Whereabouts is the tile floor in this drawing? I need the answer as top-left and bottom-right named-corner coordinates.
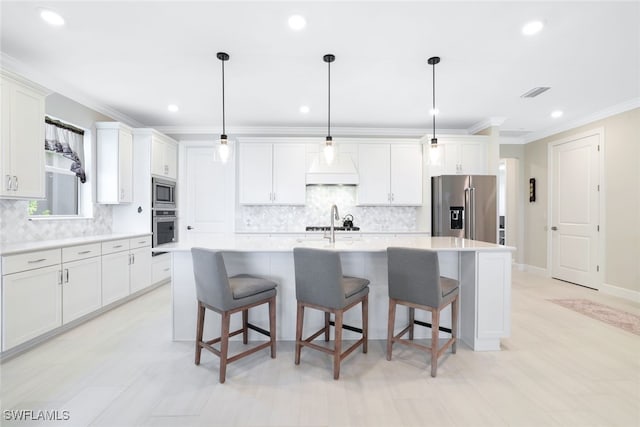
top-left (1, 270), bottom-right (639, 426)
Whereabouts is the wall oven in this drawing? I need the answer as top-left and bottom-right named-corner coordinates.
top-left (152, 178), bottom-right (176, 209)
top-left (153, 209), bottom-right (177, 249)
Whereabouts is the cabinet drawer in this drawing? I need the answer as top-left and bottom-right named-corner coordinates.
top-left (129, 236), bottom-right (151, 249)
top-left (2, 249), bottom-right (61, 275)
top-left (62, 243), bottom-right (102, 263)
top-left (152, 257), bottom-right (171, 284)
top-left (101, 239), bottom-right (130, 255)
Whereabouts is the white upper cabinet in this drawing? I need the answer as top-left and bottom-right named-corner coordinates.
top-left (427, 137), bottom-right (489, 175)
top-left (358, 143), bottom-right (422, 206)
top-left (0, 72), bottom-right (47, 199)
top-left (151, 134), bottom-right (178, 180)
top-left (96, 122), bottom-right (133, 204)
top-left (239, 142), bottom-right (306, 205)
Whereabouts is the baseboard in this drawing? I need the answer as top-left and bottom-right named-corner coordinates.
top-left (523, 264), bottom-right (548, 276)
top-left (512, 263), bottom-right (526, 272)
top-left (600, 283), bottom-right (640, 303)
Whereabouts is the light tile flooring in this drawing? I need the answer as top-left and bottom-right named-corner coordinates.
top-left (2, 270), bottom-right (639, 427)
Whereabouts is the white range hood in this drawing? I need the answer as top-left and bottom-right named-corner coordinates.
top-left (306, 154), bottom-right (359, 185)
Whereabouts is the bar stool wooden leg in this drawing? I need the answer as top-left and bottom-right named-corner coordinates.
top-left (430, 308), bottom-right (440, 378)
top-left (333, 310), bottom-right (343, 380)
top-left (269, 296), bottom-right (277, 358)
top-left (451, 295), bottom-right (458, 354)
top-left (195, 302), bottom-right (205, 365)
top-left (362, 295), bottom-right (368, 354)
top-left (220, 311), bottom-right (231, 384)
top-left (408, 307), bottom-right (415, 340)
top-left (386, 298), bottom-right (396, 361)
top-left (324, 312), bottom-right (331, 342)
top-left (242, 309), bottom-right (248, 345)
top-left (295, 302), bottom-right (304, 365)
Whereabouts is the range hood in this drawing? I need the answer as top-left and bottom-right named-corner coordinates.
top-left (306, 154), bottom-right (359, 185)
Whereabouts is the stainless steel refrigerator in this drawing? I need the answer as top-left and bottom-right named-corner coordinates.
top-left (431, 175), bottom-right (497, 243)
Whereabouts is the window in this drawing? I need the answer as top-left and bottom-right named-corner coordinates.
top-left (29, 117), bottom-right (87, 217)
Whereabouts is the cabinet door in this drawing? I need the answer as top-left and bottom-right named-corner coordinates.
top-left (459, 141), bottom-right (487, 174)
top-left (442, 141), bottom-right (461, 174)
top-left (118, 129), bottom-right (133, 202)
top-left (357, 144), bottom-right (391, 205)
top-left (2, 265), bottom-right (62, 350)
top-left (239, 143), bottom-right (273, 204)
top-left (101, 251), bottom-right (130, 306)
top-left (390, 145), bottom-right (422, 205)
top-left (151, 138), bottom-right (165, 177)
top-left (0, 77), bottom-right (45, 199)
top-left (130, 247), bottom-right (151, 293)
top-left (272, 144), bottom-right (306, 205)
top-left (164, 140), bottom-right (178, 180)
top-left (62, 257), bottom-right (102, 324)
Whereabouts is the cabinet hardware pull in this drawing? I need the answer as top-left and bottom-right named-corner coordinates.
top-left (58, 270), bottom-right (63, 285)
top-left (65, 268), bottom-right (69, 283)
top-left (77, 250), bottom-right (91, 255)
top-left (113, 245), bottom-right (123, 248)
top-left (163, 267), bottom-right (170, 272)
top-left (132, 254), bottom-right (135, 264)
top-left (5, 175), bottom-right (11, 191)
top-left (138, 241), bottom-right (146, 244)
top-left (14, 176), bottom-right (18, 190)
top-left (28, 258), bottom-right (47, 264)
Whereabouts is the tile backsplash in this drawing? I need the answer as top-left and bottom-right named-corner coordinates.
top-left (236, 186), bottom-right (419, 232)
top-left (0, 200), bottom-right (112, 244)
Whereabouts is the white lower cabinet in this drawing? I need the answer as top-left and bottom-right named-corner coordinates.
top-left (101, 251), bottom-right (131, 306)
top-left (2, 265), bottom-right (62, 350)
top-left (1, 234), bottom-right (152, 353)
top-left (151, 253), bottom-right (171, 284)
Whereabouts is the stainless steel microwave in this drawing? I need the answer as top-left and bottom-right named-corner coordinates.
top-left (152, 178), bottom-right (176, 209)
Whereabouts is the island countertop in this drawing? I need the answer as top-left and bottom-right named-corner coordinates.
top-left (155, 234), bottom-right (515, 253)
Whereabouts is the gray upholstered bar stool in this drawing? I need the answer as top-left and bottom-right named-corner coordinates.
top-left (191, 248), bottom-right (277, 383)
top-left (386, 247), bottom-right (459, 377)
top-left (293, 247), bottom-right (370, 380)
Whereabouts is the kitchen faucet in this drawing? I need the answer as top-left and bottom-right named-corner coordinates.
top-left (326, 204), bottom-right (340, 243)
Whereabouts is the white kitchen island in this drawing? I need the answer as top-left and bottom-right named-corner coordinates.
top-left (159, 235), bottom-right (513, 351)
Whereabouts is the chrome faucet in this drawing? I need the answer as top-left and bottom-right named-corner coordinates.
top-left (326, 204), bottom-right (340, 243)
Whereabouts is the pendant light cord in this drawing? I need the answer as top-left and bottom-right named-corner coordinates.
top-left (432, 61), bottom-right (436, 141)
top-left (327, 59), bottom-right (331, 138)
top-left (221, 58), bottom-right (226, 136)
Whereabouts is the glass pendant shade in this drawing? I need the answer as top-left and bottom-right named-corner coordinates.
top-left (218, 135), bottom-right (230, 163)
top-left (324, 137), bottom-right (335, 165)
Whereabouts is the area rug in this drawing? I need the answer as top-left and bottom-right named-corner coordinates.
top-left (549, 299), bottom-right (640, 336)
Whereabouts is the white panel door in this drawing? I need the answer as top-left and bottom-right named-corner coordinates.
top-left (238, 143), bottom-right (273, 204)
top-left (272, 144), bottom-right (306, 205)
top-left (2, 265), bottom-right (62, 350)
top-left (101, 251), bottom-right (130, 305)
top-left (184, 146), bottom-right (235, 233)
top-left (390, 144), bottom-right (422, 205)
top-left (551, 133), bottom-right (600, 289)
top-left (357, 144), bottom-right (391, 205)
top-left (62, 257), bottom-right (102, 324)
top-left (130, 247), bottom-right (151, 293)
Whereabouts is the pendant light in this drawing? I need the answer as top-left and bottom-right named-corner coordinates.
top-left (217, 51), bottom-right (230, 163)
top-left (428, 56), bottom-right (440, 164)
top-left (323, 54), bottom-right (335, 165)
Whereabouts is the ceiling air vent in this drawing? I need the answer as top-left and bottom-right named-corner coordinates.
top-left (520, 87), bottom-right (551, 98)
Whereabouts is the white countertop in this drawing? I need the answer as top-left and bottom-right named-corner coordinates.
top-left (0, 233), bottom-right (152, 256)
top-left (155, 234), bottom-right (514, 253)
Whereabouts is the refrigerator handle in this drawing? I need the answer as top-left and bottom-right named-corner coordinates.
top-left (470, 187), bottom-right (476, 240)
top-left (464, 188), bottom-right (470, 239)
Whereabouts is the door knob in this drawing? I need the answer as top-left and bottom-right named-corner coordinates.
top-left (187, 226), bottom-right (193, 230)
top-left (551, 226), bottom-right (558, 231)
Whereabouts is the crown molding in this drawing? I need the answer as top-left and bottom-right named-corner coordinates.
top-left (467, 117), bottom-right (507, 135)
top-left (522, 98), bottom-right (640, 144)
top-left (0, 52), bottom-right (144, 127)
top-left (154, 125), bottom-right (469, 138)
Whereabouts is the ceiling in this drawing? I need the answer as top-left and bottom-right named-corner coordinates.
top-left (1, 1), bottom-right (639, 141)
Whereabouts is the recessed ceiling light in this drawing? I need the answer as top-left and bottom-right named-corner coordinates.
top-left (40, 9), bottom-right (65, 26)
top-left (288, 15), bottom-right (306, 31)
top-left (167, 104), bottom-right (179, 113)
top-left (522, 20), bottom-right (544, 36)
top-left (430, 108), bottom-right (439, 116)
top-left (299, 105), bottom-right (310, 114)
top-left (551, 110), bottom-right (563, 118)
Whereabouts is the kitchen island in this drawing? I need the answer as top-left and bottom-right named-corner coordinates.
top-left (159, 235), bottom-right (513, 351)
